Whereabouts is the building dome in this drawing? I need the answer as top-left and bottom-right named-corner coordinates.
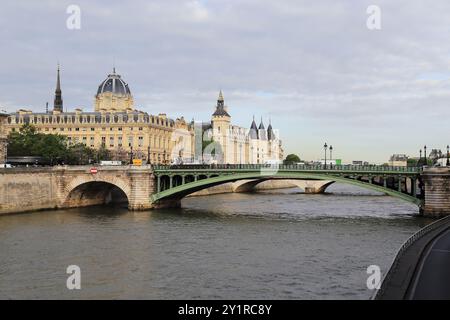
top-left (96, 68), bottom-right (131, 96)
top-left (94, 68), bottom-right (134, 112)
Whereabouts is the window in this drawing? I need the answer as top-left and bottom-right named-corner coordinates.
top-left (82, 137), bottom-right (87, 145)
top-left (91, 128), bottom-right (95, 131)
top-left (139, 127), bottom-right (143, 131)
top-left (101, 136), bottom-right (106, 147)
top-left (118, 136), bottom-right (123, 147)
top-left (60, 128), bottom-right (64, 131)
top-left (90, 136), bottom-right (95, 147)
top-left (75, 128), bottom-right (80, 131)
top-left (109, 136), bottom-right (114, 147)
top-left (118, 127), bottom-right (122, 131)
top-left (128, 136), bottom-right (133, 147)
top-left (138, 136), bottom-right (144, 147)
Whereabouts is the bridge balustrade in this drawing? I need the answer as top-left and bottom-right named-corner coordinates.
top-left (152, 164), bottom-right (421, 173)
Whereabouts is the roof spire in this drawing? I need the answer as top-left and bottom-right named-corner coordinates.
top-left (56, 63), bottom-right (61, 91)
top-left (53, 64), bottom-right (63, 112)
top-left (218, 90), bottom-right (224, 102)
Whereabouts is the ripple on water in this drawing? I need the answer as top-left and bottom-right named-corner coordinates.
top-left (0, 183), bottom-right (431, 299)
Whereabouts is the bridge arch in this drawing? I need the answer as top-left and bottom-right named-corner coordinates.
top-left (62, 176), bottom-right (131, 209)
top-left (151, 172), bottom-right (422, 207)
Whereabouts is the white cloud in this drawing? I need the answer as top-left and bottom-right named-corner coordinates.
top-left (0, 0), bottom-right (449, 162)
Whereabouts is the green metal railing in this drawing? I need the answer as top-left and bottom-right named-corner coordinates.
top-left (153, 164), bottom-right (421, 173)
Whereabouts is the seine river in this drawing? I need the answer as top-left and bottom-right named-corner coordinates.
top-left (0, 184), bottom-right (433, 299)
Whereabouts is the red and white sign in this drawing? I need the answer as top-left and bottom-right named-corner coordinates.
top-left (90, 168), bottom-right (98, 174)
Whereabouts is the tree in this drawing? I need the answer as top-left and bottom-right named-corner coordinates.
top-left (96, 145), bottom-right (111, 162)
top-left (284, 154), bottom-right (301, 164)
top-left (7, 124), bottom-right (97, 165)
top-left (8, 124), bottom-right (69, 164)
top-left (66, 143), bottom-right (96, 165)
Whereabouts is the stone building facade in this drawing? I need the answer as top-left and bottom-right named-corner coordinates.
top-left (201, 91), bottom-right (283, 164)
top-left (4, 67), bottom-right (194, 164)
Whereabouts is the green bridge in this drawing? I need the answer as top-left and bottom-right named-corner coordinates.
top-left (151, 164), bottom-right (424, 208)
top-left (1, 165), bottom-right (449, 217)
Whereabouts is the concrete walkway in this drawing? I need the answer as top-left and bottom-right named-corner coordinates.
top-left (407, 228), bottom-right (450, 299)
top-left (375, 216), bottom-right (450, 300)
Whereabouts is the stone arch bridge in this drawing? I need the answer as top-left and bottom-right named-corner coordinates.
top-left (1, 164), bottom-right (449, 217)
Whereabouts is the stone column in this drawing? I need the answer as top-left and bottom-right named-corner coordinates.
top-left (422, 167), bottom-right (450, 217)
top-left (128, 168), bottom-right (154, 210)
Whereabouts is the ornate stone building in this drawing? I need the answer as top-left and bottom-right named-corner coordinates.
top-left (4, 67), bottom-right (194, 164)
top-left (202, 91), bottom-right (283, 164)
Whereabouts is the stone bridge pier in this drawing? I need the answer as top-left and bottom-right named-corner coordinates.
top-left (421, 167), bottom-right (450, 217)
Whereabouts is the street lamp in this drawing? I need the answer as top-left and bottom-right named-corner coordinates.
top-left (329, 145), bottom-right (333, 168)
top-left (147, 145), bottom-right (151, 165)
top-left (323, 142), bottom-right (328, 169)
top-left (447, 145), bottom-right (449, 166)
top-left (130, 146), bottom-right (133, 165)
top-left (424, 145), bottom-right (427, 166)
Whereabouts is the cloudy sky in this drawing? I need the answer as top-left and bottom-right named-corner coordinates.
top-left (1, 0), bottom-right (450, 163)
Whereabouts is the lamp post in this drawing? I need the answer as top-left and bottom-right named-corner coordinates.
top-left (130, 146), bottom-right (133, 165)
top-left (329, 145), bottom-right (333, 168)
top-left (147, 145), bottom-right (151, 165)
top-left (424, 145), bottom-right (427, 166)
top-left (447, 145), bottom-right (449, 166)
top-left (323, 142), bottom-right (328, 169)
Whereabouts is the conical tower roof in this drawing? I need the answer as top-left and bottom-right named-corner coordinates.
top-left (249, 115), bottom-right (258, 139)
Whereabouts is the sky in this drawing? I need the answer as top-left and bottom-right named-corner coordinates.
top-left (1, 0), bottom-right (450, 163)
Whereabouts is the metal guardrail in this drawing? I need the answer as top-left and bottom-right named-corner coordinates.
top-left (373, 215), bottom-right (450, 299)
top-left (153, 164), bottom-right (421, 173)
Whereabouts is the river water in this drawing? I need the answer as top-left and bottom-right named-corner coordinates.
top-left (0, 184), bottom-right (432, 299)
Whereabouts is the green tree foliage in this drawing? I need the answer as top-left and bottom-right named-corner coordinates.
top-left (96, 145), bottom-right (112, 162)
top-left (284, 153), bottom-right (301, 164)
top-left (7, 124), bottom-right (103, 165)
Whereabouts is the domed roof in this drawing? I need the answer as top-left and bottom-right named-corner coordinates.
top-left (97, 68), bottom-right (131, 96)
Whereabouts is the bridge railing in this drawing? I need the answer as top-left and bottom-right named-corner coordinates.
top-left (153, 164), bottom-right (421, 173)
